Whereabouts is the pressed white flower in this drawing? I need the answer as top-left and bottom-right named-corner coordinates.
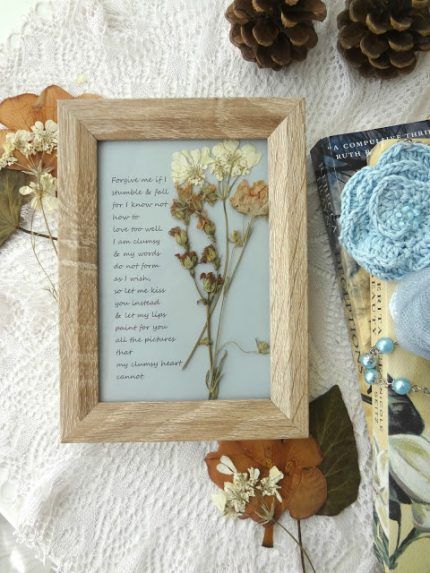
top-left (171, 147), bottom-right (211, 185)
top-left (212, 490), bottom-right (227, 513)
top-left (0, 148), bottom-right (18, 169)
top-left (258, 466), bottom-right (284, 502)
top-left (208, 140), bottom-right (261, 181)
top-left (212, 489), bottom-right (240, 518)
top-left (224, 482), bottom-right (248, 514)
top-left (232, 471), bottom-right (257, 499)
top-left (248, 467), bottom-right (260, 485)
top-left (12, 129), bottom-right (34, 156)
top-left (216, 455), bottom-right (238, 475)
top-left (211, 463), bottom-right (285, 521)
top-left (19, 172), bottom-right (58, 211)
top-left (31, 120), bottom-right (58, 154)
top-left (239, 144), bottom-right (262, 173)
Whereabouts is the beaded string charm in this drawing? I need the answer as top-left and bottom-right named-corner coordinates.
top-left (360, 337), bottom-right (430, 396)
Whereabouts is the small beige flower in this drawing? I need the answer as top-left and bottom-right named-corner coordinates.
top-left (169, 226), bottom-right (189, 248)
top-left (200, 272), bottom-right (224, 294)
top-left (256, 339), bottom-right (270, 355)
top-left (201, 244), bottom-right (220, 269)
top-left (201, 182), bottom-right (218, 205)
top-left (19, 172), bottom-right (58, 211)
top-left (175, 251), bottom-right (198, 271)
top-left (197, 216), bottom-right (216, 237)
top-left (230, 179), bottom-right (269, 217)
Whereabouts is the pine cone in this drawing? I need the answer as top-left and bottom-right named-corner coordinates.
top-left (225, 0), bottom-right (327, 70)
top-left (338, 0), bottom-right (430, 79)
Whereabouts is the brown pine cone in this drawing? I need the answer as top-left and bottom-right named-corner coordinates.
top-left (225, 0), bottom-right (327, 70)
top-left (338, 0), bottom-right (430, 79)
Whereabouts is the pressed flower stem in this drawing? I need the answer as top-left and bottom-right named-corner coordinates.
top-left (40, 202), bottom-right (58, 256)
top-left (183, 217), bottom-right (254, 370)
top-left (206, 299), bottom-right (214, 372)
top-left (207, 194), bottom-right (231, 399)
top-left (29, 211), bottom-right (58, 300)
top-left (272, 518), bottom-right (316, 573)
top-left (190, 270), bottom-right (204, 301)
top-left (182, 298), bottom-right (217, 369)
top-left (18, 226), bottom-right (57, 240)
top-left (297, 520), bottom-right (306, 573)
top-left (218, 340), bottom-right (259, 355)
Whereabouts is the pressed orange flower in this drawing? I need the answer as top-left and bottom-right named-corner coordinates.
top-left (230, 179), bottom-right (269, 217)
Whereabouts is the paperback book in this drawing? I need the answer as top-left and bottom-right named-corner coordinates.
top-left (310, 118), bottom-right (430, 435)
top-left (368, 142), bottom-right (430, 572)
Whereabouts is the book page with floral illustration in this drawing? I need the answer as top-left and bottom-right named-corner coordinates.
top-left (370, 142), bottom-right (430, 572)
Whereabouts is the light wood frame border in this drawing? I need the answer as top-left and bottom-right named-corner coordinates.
top-left (58, 97), bottom-right (308, 442)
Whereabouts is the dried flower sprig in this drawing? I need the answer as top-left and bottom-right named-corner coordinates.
top-left (0, 85), bottom-right (100, 297)
top-left (169, 140), bottom-right (269, 399)
top-left (209, 454), bottom-right (317, 573)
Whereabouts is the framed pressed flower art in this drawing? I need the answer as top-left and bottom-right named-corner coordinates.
top-left (58, 98), bottom-right (308, 442)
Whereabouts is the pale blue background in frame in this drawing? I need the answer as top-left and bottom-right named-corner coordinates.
top-left (98, 139), bottom-right (270, 401)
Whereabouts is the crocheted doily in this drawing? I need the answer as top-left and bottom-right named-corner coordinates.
top-left (1, 0), bottom-right (429, 571)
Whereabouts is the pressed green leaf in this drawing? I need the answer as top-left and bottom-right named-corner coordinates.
top-left (310, 385), bottom-right (361, 515)
top-left (0, 169), bottom-right (27, 247)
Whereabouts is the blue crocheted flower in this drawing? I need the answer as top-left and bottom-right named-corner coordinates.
top-left (340, 142), bottom-right (430, 280)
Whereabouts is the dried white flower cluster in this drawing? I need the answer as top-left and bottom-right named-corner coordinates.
top-left (212, 455), bottom-right (283, 519)
top-left (0, 120), bottom-right (58, 169)
top-left (20, 172), bottom-right (58, 212)
top-left (0, 120), bottom-right (59, 212)
top-left (171, 140), bottom-right (261, 186)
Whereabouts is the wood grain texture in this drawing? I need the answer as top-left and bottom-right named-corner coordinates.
top-left (58, 97), bottom-right (308, 442)
top-left (269, 100), bottom-right (308, 432)
top-left (58, 106), bottom-right (99, 440)
top-left (57, 98), bottom-right (302, 140)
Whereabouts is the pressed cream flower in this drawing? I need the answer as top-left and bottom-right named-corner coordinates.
top-left (208, 140), bottom-right (261, 181)
top-left (211, 456), bottom-right (283, 519)
top-left (258, 466), bottom-right (284, 502)
top-left (19, 172), bottom-right (58, 211)
top-left (8, 130), bottom-right (33, 157)
top-left (0, 145), bottom-right (18, 169)
top-left (31, 120), bottom-right (58, 154)
top-left (171, 147), bottom-right (211, 185)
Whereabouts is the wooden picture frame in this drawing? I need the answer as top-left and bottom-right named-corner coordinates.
top-left (58, 97), bottom-right (308, 442)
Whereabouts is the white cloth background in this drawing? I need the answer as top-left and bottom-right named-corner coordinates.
top-left (0, 1), bottom-right (429, 571)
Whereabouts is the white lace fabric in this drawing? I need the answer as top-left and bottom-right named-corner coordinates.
top-left (1, 0), bottom-right (429, 571)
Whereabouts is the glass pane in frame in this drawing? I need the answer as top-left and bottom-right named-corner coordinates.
top-left (98, 139), bottom-right (270, 401)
